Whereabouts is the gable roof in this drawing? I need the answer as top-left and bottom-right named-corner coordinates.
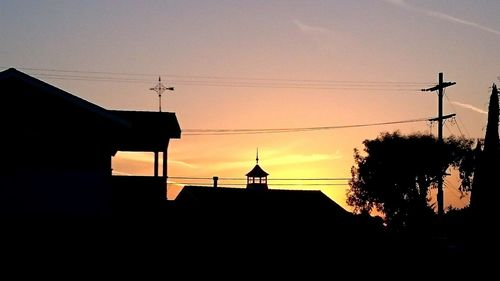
top-left (246, 164), bottom-right (269, 177)
top-left (175, 185), bottom-right (349, 215)
top-left (0, 68), bottom-right (129, 128)
top-left (110, 110), bottom-right (181, 151)
top-left (0, 68), bottom-right (182, 151)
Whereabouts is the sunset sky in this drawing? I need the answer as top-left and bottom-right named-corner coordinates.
top-left (1, 0), bottom-right (499, 211)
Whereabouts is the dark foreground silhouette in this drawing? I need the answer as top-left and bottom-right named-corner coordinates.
top-left (0, 68), bottom-right (180, 216)
top-left (1, 68), bottom-right (491, 270)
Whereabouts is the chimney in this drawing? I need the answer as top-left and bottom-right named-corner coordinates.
top-left (213, 176), bottom-right (219, 188)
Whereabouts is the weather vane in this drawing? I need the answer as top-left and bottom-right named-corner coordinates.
top-left (150, 76), bottom-right (174, 112)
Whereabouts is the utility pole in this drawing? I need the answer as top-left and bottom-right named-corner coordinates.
top-left (150, 76), bottom-right (174, 112)
top-left (422, 72), bottom-right (456, 217)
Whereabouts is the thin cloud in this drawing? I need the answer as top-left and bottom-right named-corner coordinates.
top-left (381, 0), bottom-right (500, 36)
top-left (293, 19), bottom-right (330, 35)
top-left (381, 0), bottom-right (410, 8)
top-left (213, 152), bottom-right (342, 171)
top-left (114, 152), bottom-right (153, 163)
top-left (265, 152), bottom-right (342, 166)
top-left (168, 160), bottom-right (198, 169)
top-left (451, 101), bottom-right (487, 115)
top-left (425, 10), bottom-right (500, 36)
top-left (112, 170), bottom-right (133, 176)
top-left (114, 152), bottom-right (197, 168)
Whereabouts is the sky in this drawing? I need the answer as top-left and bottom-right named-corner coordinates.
top-left (1, 0), bottom-right (499, 211)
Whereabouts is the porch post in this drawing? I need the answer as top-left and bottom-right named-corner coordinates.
top-left (154, 151), bottom-right (159, 177)
top-left (162, 150), bottom-right (167, 181)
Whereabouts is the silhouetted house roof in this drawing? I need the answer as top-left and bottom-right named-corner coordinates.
top-left (173, 186), bottom-right (367, 239)
top-left (0, 68), bottom-right (181, 216)
top-left (110, 110), bottom-right (181, 151)
top-left (176, 186), bottom-right (348, 214)
top-left (0, 68), bottom-right (129, 130)
top-left (245, 165), bottom-right (269, 177)
top-left (0, 68), bottom-right (181, 153)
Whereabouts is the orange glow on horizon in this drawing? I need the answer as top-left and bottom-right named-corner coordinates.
top-left (112, 121), bottom-right (473, 213)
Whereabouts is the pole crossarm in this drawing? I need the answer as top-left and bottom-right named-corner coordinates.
top-left (428, 113), bottom-right (456, 122)
top-left (421, 82), bottom-right (456, 92)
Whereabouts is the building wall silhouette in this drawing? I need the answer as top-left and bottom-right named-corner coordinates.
top-left (0, 68), bottom-right (181, 216)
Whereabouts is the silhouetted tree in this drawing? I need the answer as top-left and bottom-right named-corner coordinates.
top-left (470, 84), bottom-right (500, 215)
top-left (347, 132), bottom-right (474, 230)
top-left (459, 139), bottom-right (482, 193)
top-left (484, 84), bottom-right (499, 151)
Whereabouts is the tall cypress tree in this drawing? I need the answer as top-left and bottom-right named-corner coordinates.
top-left (471, 84), bottom-right (499, 215)
top-left (484, 84), bottom-right (499, 153)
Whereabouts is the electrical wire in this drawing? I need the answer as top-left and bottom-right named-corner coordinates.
top-left (30, 74), bottom-right (423, 90)
top-left (444, 179), bottom-right (466, 201)
top-left (168, 176), bottom-right (350, 181)
top-left (444, 122), bottom-right (455, 136)
top-left (168, 182), bottom-right (349, 186)
top-left (167, 176), bottom-right (350, 187)
top-left (3, 66), bottom-right (433, 85)
top-left (2, 66), bottom-right (432, 91)
top-left (183, 117), bottom-right (432, 135)
top-left (444, 92), bottom-right (471, 138)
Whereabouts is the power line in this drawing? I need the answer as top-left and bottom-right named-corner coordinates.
top-left (444, 179), bottom-right (466, 201)
top-left (185, 117), bottom-right (430, 132)
top-left (169, 176), bottom-right (214, 180)
top-left (31, 74), bottom-right (152, 84)
top-left (167, 176), bottom-right (351, 187)
top-left (444, 92), bottom-right (471, 138)
top-left (3, 66), bottom-right (433, 85)
top-left (29, 73), bottom-right (423, 91)
top-left (444, 122), bottom-right (455, 136)
top-left (168, 176), bottom-right (350, 181)
top-left (443, 182), bottom-right (462, 201)
top-left (452, 118), bottom-right (465, 137)
top-left (168, 182), bottom-right (349, 186)
top-left (183, 117), bottom-right (432, 135)
top-left (3, 67), bottom-right (431, 91)
top-left (2, 67), bottom-right (153, 77)
top-left (170, 83), bottom-right (419, 91)
top-left (265, 178), bottom-right (349, 181)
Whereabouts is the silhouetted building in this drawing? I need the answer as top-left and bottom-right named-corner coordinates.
top-left (176, 185), bottom-right (347, 213)
top-left (109, 110), bottom-right (181, 215)
top-left (172, 184), bottom-right (387, 246)
top-left (0, 68), bottom-right (181, 216)
top-left (246, 151), bottom-right (269, 190)
top-left (176, 152), bottom-right (348, 215)
top-left (171, 154), bottom-right (386, 254)
top-left (172, 184), bottom-right (388, 258)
